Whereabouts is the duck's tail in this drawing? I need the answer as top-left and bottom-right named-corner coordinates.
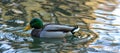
top-left (71, 25), bottom-right (80, 34)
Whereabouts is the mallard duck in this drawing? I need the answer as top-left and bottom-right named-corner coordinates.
top-left (24, 18), bottom-right (80, 38)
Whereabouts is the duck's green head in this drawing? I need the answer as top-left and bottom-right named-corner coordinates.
top-left (24, 18), bottom-right (43, 30)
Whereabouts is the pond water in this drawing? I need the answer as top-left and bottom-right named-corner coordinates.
top-left (0, 1), bottom-right (120, 53)
top-left (0, 30), bottom-right (93, 53)
top-left (88, 4), bottom-right (120, 53)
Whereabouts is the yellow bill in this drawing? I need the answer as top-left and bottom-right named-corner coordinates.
top-left (24, 24), bottom-right (32, 31)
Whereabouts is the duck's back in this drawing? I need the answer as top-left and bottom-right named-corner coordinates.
top-left (40, 24), bottom-right (74, 38)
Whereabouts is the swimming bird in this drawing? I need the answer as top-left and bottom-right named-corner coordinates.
top-left (24, 18), bottom-right (80, 38)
